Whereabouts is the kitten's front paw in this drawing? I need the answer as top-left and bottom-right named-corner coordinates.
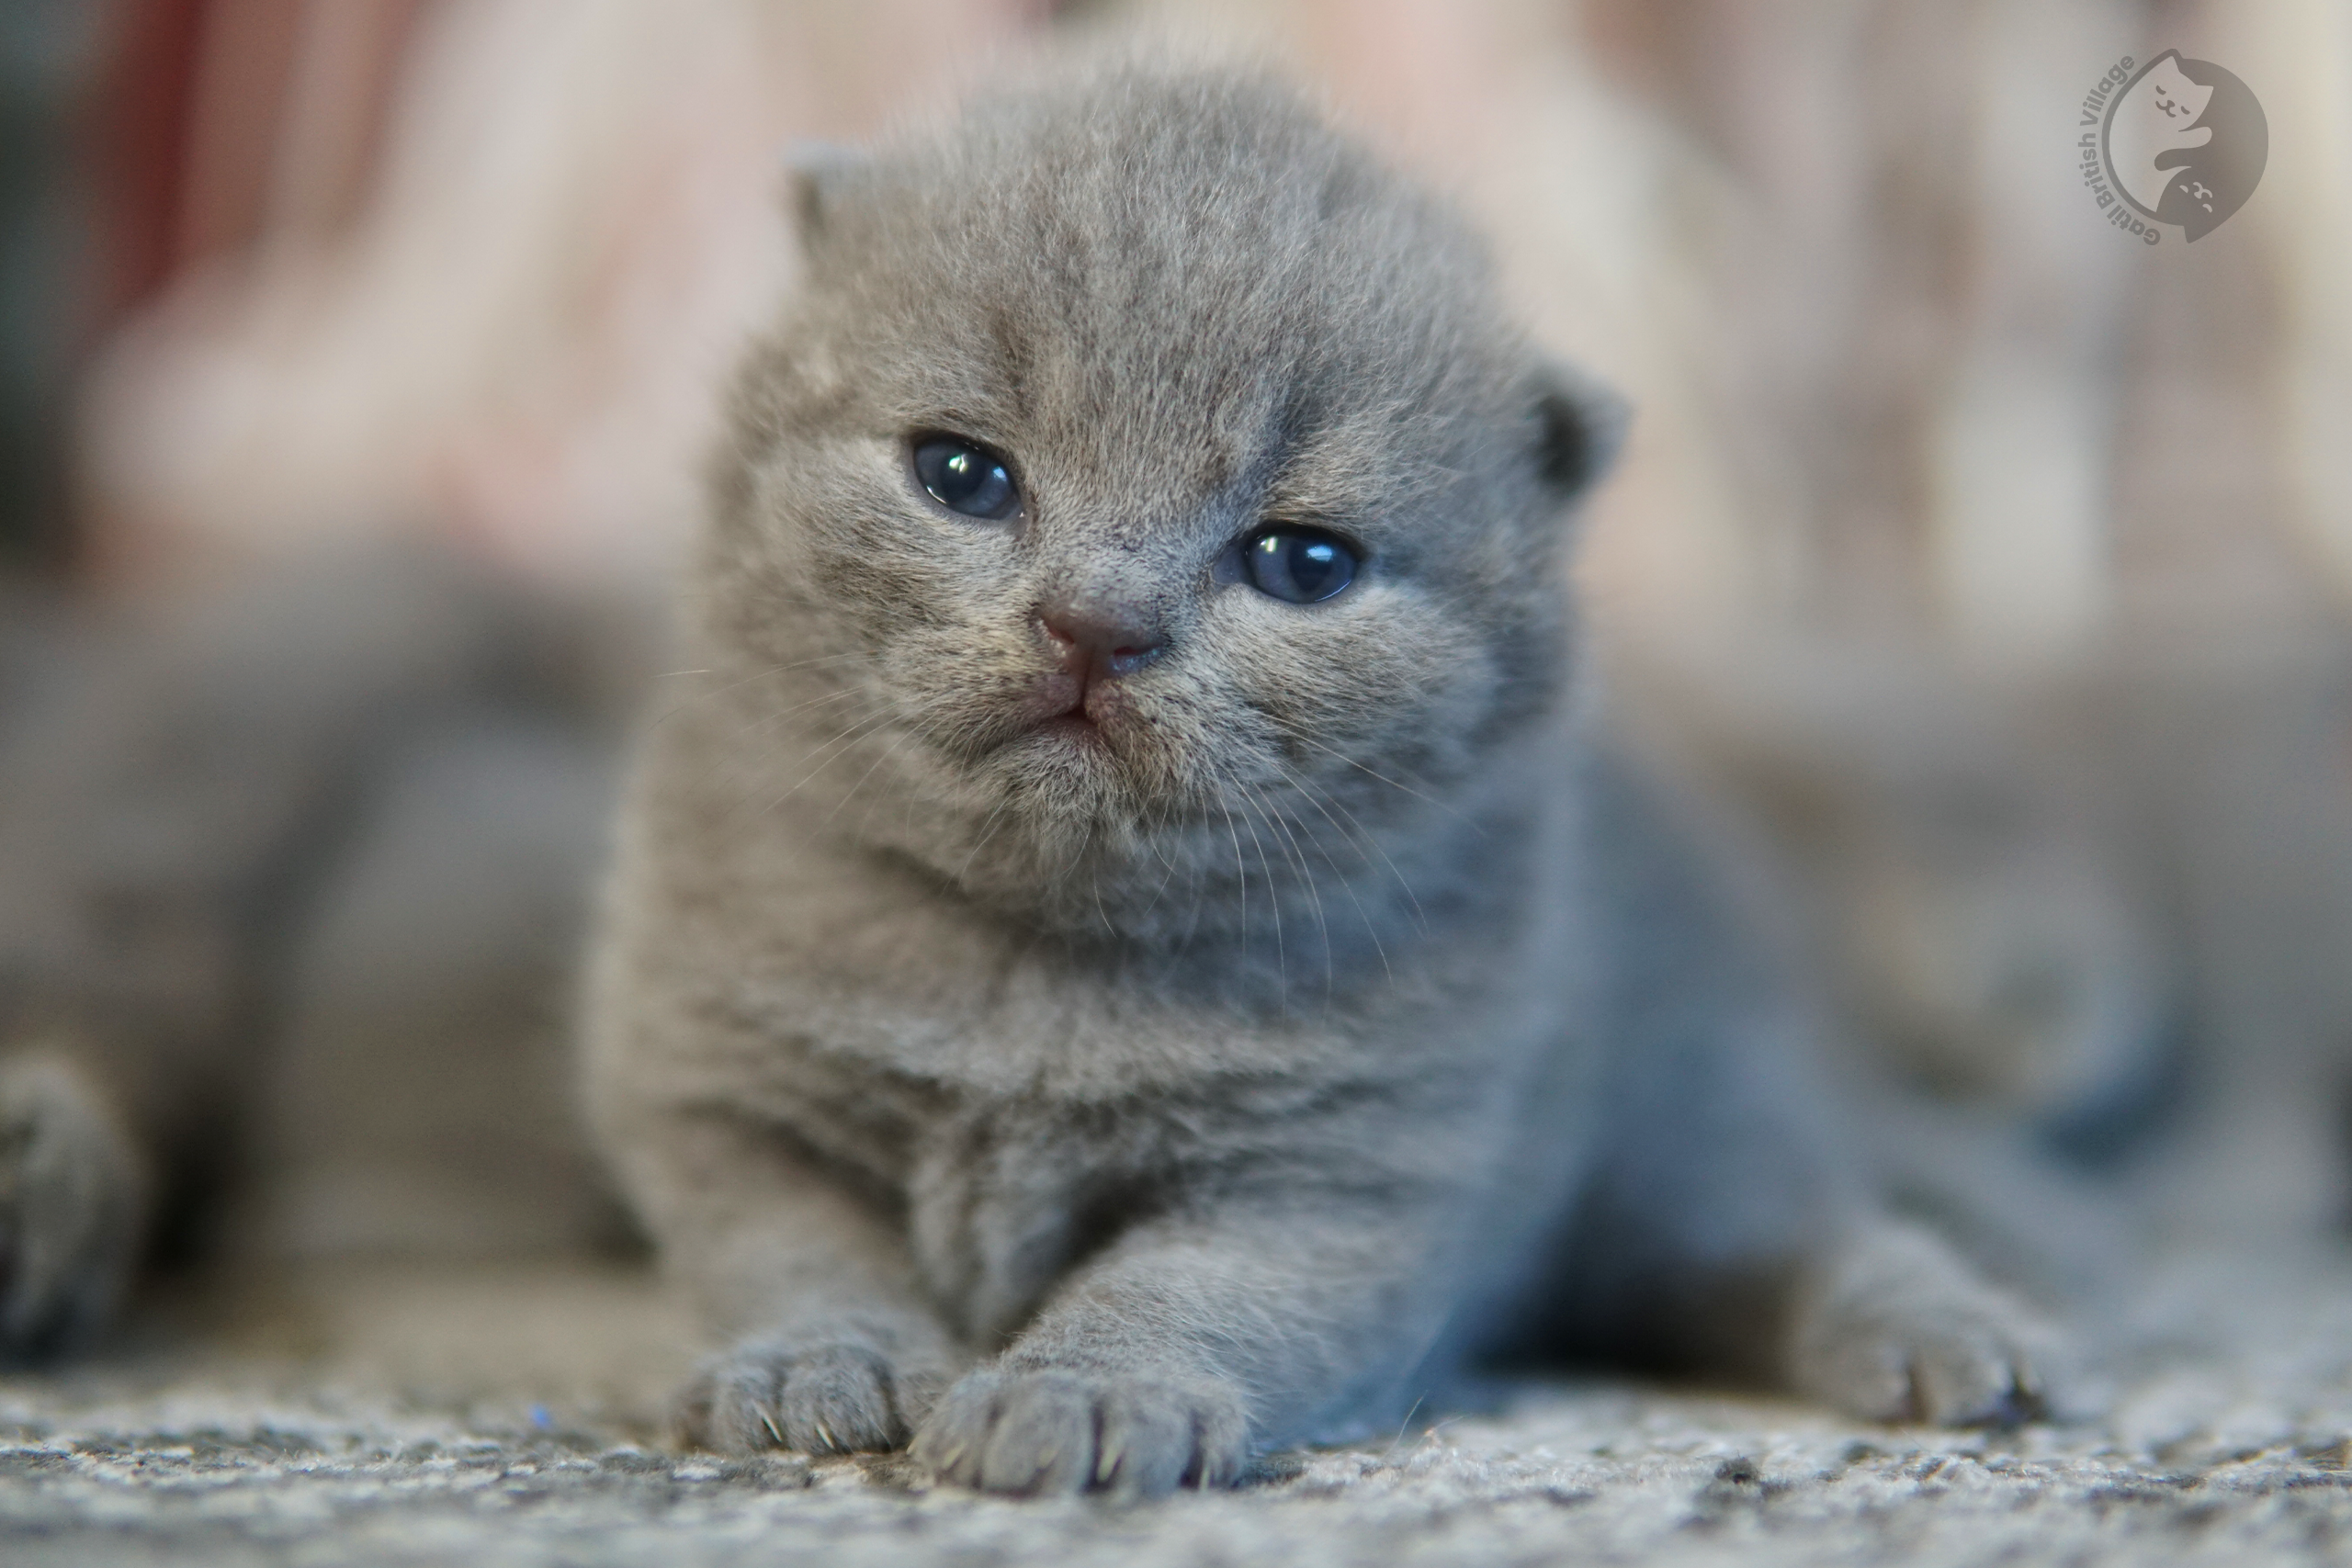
top-left (910, 1367), bottom-right (1249, 1499)
top-left (675, 1333), bottom-right (944, 1456)
top-left (0, 1050), bottom-right (148, 1359)
top-left (1786, 1223), bottom-right (2056, 1427)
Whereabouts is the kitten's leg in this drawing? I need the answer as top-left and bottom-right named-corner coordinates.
top-left (604, 1108), bottom-right (959, 1455)
top-left (1558, 746), bottom-right (2058, 1424)
top-left (0, 1048), bottom-right (150, 1357)
top-left (1547, 1026), bottom-right (2055, 1427)
top-left (1780, 1216), bottom-right (2056, 1425)
top-left (910, 1200), bottom-right (1457, 1499)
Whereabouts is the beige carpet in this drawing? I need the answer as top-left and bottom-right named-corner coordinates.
top-left (7, 1246), bottom-right (2352, 1566)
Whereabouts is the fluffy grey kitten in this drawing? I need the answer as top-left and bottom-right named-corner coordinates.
top-left (0, 547), bottom-right (630, 1354)
top-left (583, 64), bottom-right (2050, 1498)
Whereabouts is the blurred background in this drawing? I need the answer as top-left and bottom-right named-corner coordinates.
top-left (1, 0), bottom-right (2340, 636)
top-left (3, 0), bottom-right (2351, 1317)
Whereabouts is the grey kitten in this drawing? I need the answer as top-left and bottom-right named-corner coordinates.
top-left (0, 547), bottom-right (630, 1354)
top-left (583, 63), bottom-right (2051, 1498)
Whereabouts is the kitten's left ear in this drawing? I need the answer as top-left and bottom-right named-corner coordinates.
top-left (1530, 359), bottom-right (1631, 501)
top-left (783, 141), bottom-right (865, 250)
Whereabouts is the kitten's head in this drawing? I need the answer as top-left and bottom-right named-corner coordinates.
top-left (698, 67), bottom-right (1622, 945)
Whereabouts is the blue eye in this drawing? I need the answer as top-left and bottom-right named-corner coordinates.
top-left (913, 436), bottom-right (1019, 520)
top-left (1244, 526), bottom-right (1357, 604)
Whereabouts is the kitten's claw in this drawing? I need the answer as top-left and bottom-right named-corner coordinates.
top-left (0, 1050), bottom-right (148, 1360)
top-left (1786, 1223), bottom-right (2059, 1427)
top-left (674, 1336), bottom-right (941, 1456)
top-left (911, 1367), bottom-right (1249, 1499)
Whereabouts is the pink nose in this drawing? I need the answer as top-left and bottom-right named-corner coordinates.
top-left (1038, 603), bottom-right (1169, 678)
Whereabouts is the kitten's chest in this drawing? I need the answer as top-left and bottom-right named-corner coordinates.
top-left (782, 982), bottom-right (1579, 1350)
top-left (737, 840), bottom-right (1589, 1339)
top-left (753, 1022), bottom-right (1233, 1346)
top-left (899, 1093), bottom-right (1134, 1345)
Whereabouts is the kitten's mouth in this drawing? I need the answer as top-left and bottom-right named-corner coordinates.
top-left (1037, 688), bottom-right (1115, 747)
top-left (1039, 710), bottom-right (1103, 744)
top-left (1023, 670), bottom-right (1115, 742)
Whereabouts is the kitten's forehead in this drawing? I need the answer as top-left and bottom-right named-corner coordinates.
top-left (814, 71), bottom-right (1513, 530)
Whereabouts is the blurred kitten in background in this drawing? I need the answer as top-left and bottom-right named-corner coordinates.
top-left (1626, 626), bottom-right (2352, 1275)
top-left (0, 547), bottom-right (645, 1354)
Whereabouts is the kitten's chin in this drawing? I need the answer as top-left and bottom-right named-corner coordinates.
top-left (944, 729), bottom-right (1175, 877)
top-left (1034, 712), bottom-right (1107, 748)
top-left (1001, 702), bottom-right (1160, 786)
top-left (993, 724), bottom-right (1131, 815)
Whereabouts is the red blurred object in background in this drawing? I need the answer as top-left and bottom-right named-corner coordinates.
top-left (87, 0), bottom-right (423, 333)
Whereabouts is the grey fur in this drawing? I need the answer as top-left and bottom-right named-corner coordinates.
top-left (0, 547), bottom-right (637, 1354)
top-left (583, 63), bottom-right (2051, 1499)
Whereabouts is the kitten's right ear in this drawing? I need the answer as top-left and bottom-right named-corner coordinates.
top-left (1531, 359), bottom-right (1631, 502)
top-left (784, 141), bottom-right (865, 251)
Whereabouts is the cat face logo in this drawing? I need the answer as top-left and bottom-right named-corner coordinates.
top-left (2097, 51), bottom-right (2267, 241)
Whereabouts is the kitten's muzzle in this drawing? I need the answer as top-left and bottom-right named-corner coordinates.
top-left (1028, 600), bottom-right (1167, 732)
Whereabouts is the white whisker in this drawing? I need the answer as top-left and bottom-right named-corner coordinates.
top-left (1238, 776), bottom-right (1335, 1012)
top-left (1272, 758), bottom-right (1429, 940)
top-left (1293, 734), bottom-right (1481, 834)
top-left (754, 705), bottom-right (900, 820)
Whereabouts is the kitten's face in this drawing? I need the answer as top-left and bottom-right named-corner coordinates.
top-left (701, 73), bottom-right (1614, 942)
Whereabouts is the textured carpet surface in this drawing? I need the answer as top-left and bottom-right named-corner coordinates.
top-left (8, 1246), bottom-right (2352, 1566)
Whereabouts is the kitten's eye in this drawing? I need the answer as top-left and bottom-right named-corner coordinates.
top-left (1243, 525), bottom-right (1357, 604)
top-left (912, 436), bottom-right (1020, 520)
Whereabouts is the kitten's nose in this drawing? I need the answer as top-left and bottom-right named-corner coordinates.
top-left (1037, 597), bottom-right (1170, 679)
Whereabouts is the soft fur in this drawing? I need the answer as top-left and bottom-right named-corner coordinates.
top-left (582, 63), bottom-right (2050, 1499)
top-left (0, 548), bottom-right (631, 1354)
